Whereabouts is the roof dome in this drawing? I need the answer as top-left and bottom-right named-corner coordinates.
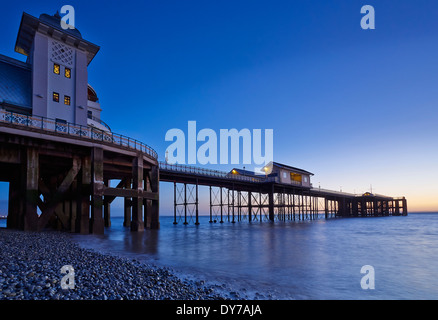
top-left (39, 12), bottom-right (82, 39)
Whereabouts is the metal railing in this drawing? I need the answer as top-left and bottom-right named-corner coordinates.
top-left (159, 162), bottom-right (266, 183)
top-left (0, 110), bottom-right (158, 160)
top-left (88, 115), bottom-right (111, 131)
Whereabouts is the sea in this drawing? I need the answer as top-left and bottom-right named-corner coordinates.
top-left (2, 212), bottom-right (438, 299)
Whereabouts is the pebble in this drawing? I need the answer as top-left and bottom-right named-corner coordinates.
top-left (0, 229), bottom-right (236, 300)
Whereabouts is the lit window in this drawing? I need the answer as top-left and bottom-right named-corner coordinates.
top-left (65, 67), bottom-right (71, 78)
top-left (64, 95), bottom-right (71, 106)
top-left (53, 92), bottom-right (59, 102)
top-left (53, 63), bottom-right (60, 75)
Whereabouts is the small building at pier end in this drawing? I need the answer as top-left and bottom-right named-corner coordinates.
top-left (229, 161), bottom-right (314, 188)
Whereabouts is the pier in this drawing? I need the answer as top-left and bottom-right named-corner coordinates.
top-left (0, 11), bottom-right (407, 234)
top-left (0, 110), bottom-right (407, 233)
top-left (0, 110), bottom-right (159, 234)
top-left (159, 162), bottom-right (408, 225)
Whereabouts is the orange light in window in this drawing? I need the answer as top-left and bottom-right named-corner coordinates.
top-left (53, 64), bottom-right (60, 75)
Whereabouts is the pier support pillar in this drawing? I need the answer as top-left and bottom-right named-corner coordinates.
top-left (103, 179), bottom-right (111, 227)
top-left (90, 148), bottom-right (105, 234)
top-left (268, 185), bottom-right (275, 221)
top-left (104, 197), bottom-right (111, 227)
top-left (395, 200), bottom-right (400, 216)
top-left (24, 148), bottom-right (39, 231)
top-left (76, 156), bottom-right (91, 234)
top-left (248, 191), bottom-right (252, 222)
top-left (195, 179), bottom-right (199, 225)
top-left (145, 165), bottom-right (159, 229)
top-left (123, 179), bottom-right (132, 227)
top-left (131, 155), bottom-right (144, 232)
top-left (402, 198), bottom-right (408, 216)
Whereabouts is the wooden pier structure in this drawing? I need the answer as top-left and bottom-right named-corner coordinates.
top-left (0, 10), bottom-right (408, 235)
top-left (159, 162), bottom-right (408, 225)
top-left (0, 110), bottom-right (407, 234)
top-left (0, 110), bottom-right (159, 234)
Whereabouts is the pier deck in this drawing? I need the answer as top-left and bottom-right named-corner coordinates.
top-left (0, 110), bottom-right (159, 234)
top-left (159, 162), bottom-right (407, 225)
top-left (0, 110), bottom-right (407, 233)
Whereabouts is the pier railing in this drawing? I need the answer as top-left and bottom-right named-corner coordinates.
top-left (159, 162), bottom-right (266, 183)
top-left (0, 110), bottom-right (158, 160)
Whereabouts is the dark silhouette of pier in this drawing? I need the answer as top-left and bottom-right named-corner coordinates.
top-left (0, 110), bottom-right (407, 234)
top-left (159, 162), bottom-right (407, 225)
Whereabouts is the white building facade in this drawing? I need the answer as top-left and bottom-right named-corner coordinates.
top-left (0, 11), bottom-right (108, 131)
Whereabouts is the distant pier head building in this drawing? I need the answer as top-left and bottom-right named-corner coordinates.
top-left (228, 162), bottom-right (313, 188)
top-left (0, 12), bottom-right (159, 234)
top-left (161, 160), bottom-right (407, 225)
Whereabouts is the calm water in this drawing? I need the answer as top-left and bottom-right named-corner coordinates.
top-left (2, 213), bottom-right (438, 299)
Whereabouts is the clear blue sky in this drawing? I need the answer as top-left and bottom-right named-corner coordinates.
top-left (1, 0), bottom-right (437, 213)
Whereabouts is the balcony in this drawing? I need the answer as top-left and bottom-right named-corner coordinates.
top-left (0, 109), bottom-right (158, 160)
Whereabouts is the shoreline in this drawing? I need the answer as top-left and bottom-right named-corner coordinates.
top-left (0, 228), bottom-right (243, 300)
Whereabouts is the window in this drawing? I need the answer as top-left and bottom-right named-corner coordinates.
top-left (53, 92), bottom-right (59, 102)
top-left (290, 173), bottom-right (302, 183)
top-left (65, 67), bottom-right (71, 78)
top-left (64, 95), bottom-right (71, 106)
top-left (87, 110), bottom-right (93, 119)
top-left (53, 63), bottom-right (60, 75)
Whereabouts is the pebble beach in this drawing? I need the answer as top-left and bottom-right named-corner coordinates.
top-left (0, 229), bottom-right (233, 300)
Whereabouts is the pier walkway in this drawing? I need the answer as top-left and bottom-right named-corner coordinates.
top-left (0, 110), bottom-right (407, 233)
top-left (159, 162), bottom-right (407, 225)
